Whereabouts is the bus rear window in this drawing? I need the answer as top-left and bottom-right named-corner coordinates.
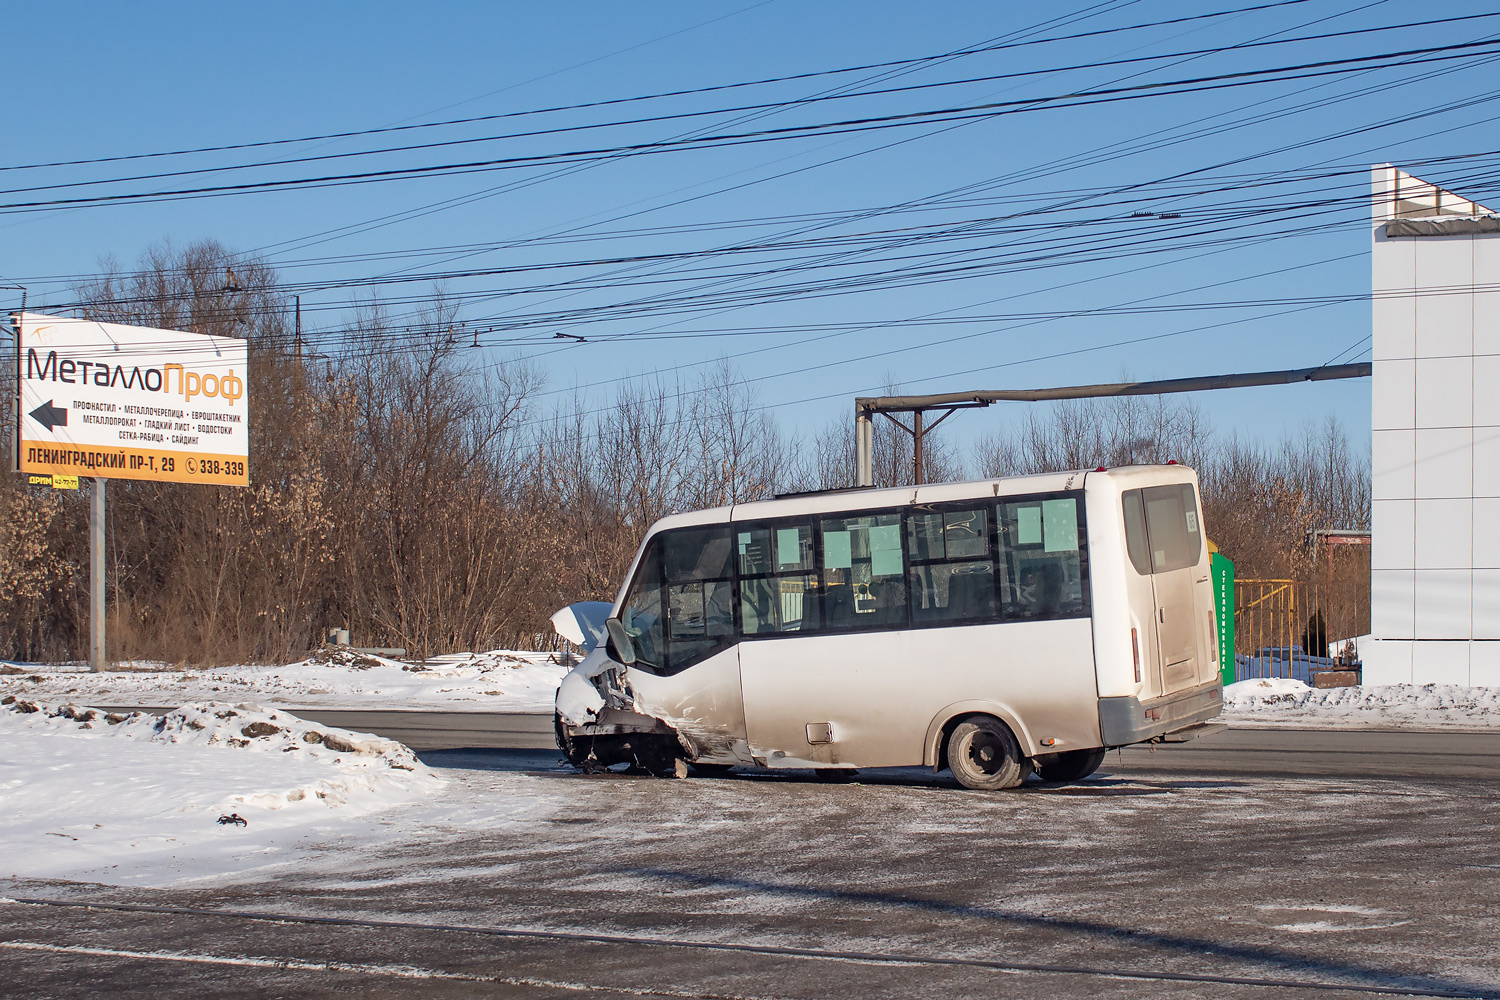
top-left (1122, 484), bottom-right (1202, 574)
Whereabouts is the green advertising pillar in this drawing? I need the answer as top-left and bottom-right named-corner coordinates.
top-left (1209, 544), bottom-right (1235, 686)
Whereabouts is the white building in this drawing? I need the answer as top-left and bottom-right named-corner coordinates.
top-left (1364, 165), bottom-right (1500, 686)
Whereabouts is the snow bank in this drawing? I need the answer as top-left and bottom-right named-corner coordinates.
top-left (1223, 679), bottom-right (1500, 730)
top-left (0, 647), bottom-right (570, 713)
top-left (0, 698), bottom-right (442, 884)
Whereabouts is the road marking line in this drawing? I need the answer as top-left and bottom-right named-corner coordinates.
top-left (0, 940), bottom-right (770, 999)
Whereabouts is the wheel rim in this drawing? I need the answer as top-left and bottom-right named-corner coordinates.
top-left (965, 731), bottom-right (1007, 776)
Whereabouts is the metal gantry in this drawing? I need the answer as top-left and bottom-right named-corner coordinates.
top-left (853, 363), bottom-right (1373, 487)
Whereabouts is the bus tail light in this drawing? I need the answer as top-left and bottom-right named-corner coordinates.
top-left (1131, 628), bottom-right (1141, 683)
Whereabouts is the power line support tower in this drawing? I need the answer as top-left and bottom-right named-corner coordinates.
top-left (853, 364), bottom-right (1372, 487)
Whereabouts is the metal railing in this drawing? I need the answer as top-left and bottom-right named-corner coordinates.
top-left (1234, 579), bottom-right (1308, 680)
top-left (1234, 561), bottom-right (1368, 683)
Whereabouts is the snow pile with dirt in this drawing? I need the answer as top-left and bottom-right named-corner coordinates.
top-left (1222, 678), bottom-right (1500, 730)
top-left (0, 647), bottom-right (571, 712)
top-left (0, 697), bottom-right (443, 884)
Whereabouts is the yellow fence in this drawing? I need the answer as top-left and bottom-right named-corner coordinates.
top-left (1234, 579), bottom-right (1306, 665)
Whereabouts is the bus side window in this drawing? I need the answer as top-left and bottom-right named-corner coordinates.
top-left (820, 512), bottom-right (906, 630)
top-left (997, 496), bottom-right (1089, 620)
top-left (660, 526), bottom-right (735, 672)
top-left (906, 507), bottom-right (995, 623)
top-left (737, 522), bottom-right (819, 635)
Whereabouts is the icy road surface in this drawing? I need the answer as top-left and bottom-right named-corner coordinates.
top-left (4, 742), bottom-right (1500, 998)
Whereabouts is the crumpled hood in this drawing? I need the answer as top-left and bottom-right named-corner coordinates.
top-left (549, 601), bottom-right (613, 653)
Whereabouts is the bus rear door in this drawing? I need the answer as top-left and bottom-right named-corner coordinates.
top-left (1123, 483), bottom-right (1206, 695)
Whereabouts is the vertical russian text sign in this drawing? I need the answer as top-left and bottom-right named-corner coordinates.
top-left (13, 312), bottom-right (249, 486)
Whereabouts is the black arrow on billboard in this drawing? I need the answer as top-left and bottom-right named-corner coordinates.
top-left (29, 400), bottom-right (68, 431)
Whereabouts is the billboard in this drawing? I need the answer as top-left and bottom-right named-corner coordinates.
top-left (12, 312), bottom-right (249, 486)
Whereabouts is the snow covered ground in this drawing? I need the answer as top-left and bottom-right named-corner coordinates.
top-left (4, 646), bottom-right (1499, 732)
top-left (0, 698), bottom-right (445, 885)
top-left (1223, 678), bottom-right (1500, 730)
top-left (0, 647), bottom-right (572, 713)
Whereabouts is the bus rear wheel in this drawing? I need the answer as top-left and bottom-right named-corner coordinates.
top-left (1036, 748), bottom-right (1106, 783)
top-left (947, 716), bottom-right (1030, 790)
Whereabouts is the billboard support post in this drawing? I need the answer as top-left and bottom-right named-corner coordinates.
top-left (90, 477), bottom-right (104, 672)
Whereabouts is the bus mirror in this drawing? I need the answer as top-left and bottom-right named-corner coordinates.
top-left (605, 617), bottom-right (637, 665)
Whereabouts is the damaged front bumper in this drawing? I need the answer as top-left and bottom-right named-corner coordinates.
top-left (553, 650), bottom-right (695, 773)
top-left (554, 705), bottom-right (689, 774)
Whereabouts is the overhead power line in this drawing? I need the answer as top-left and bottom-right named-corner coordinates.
top-left (6, 39), bottom-right (1500, 214)
top-left (0, 0), bottom-right (1327, 176)
top-left (14, 13), bottom-right (1500, 200)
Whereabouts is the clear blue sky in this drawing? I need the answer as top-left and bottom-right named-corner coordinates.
top-left (7, 1), bottom-right (1500, 456)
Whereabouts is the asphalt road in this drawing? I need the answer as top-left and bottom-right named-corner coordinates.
top-left (6, 738), bottom-right (1500, 1000)
top-left (104, 705), bottom-right (1500, 779)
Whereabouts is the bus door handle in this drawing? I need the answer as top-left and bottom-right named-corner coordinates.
top-left (1159, 608), bottom-right (1166, 624)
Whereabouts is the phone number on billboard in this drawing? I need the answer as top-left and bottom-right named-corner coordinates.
top-left (185, 458), bottom-right (246, 477)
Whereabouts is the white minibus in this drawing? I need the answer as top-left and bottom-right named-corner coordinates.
top-left (553, 465), bottom-right (1223, 789)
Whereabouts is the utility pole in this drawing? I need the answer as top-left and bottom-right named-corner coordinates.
top-left (294, 295), bottom-right (302, 361)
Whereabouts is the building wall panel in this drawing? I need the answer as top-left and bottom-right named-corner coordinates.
top-left (1473, 498), bottom-right (1500, 569)
top-left (1372, 429), bottom-right (1415, 502)
top-left (1473, 570), bottom-right (1500, 640)
top-left (1474, 236), bottom-right (1500, 355)
top-left (1474, 354), bottom-right (1500, 428)
top-left (1372, 358), bottom-right (1415, 431)
top-left (1414, 499), bottom-right (1471, 569)
top-left (1414, 428), bottom-right (1472, 499)
top-left (1413, 569), bottom-right (1472, 640)
top-left (1371, 568), bottom-right (1415, 640)
top-left (1361, 638), bottom-right (1411, 685)
top-left (1413, 640), bottom-right (1470, 686)
top-left (1415, 357), bottom-right (1472, 429)
top-left (1413, 236), bottom-right (1473, 359)
top-left (1470, 641), bottom-right (1500, 686)
top-left (1474, 427), bottom-right (1500, 499)
top-left (1372, 498), bottom-right (1414, 571)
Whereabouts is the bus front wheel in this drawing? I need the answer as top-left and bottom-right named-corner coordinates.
top-left (1036, 748), bottom-right (1106, 783)
top-left (947, 716), bottom-right (1031, 791)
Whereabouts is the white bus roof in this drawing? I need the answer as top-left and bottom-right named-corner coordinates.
top-left (646, 465), bottom-right (1197, 533)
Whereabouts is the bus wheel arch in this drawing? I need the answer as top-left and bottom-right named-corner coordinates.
top-left (925, 702), bottom-right (1034, 770)
top-left (945, 714), bottom-right (1032, 790)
